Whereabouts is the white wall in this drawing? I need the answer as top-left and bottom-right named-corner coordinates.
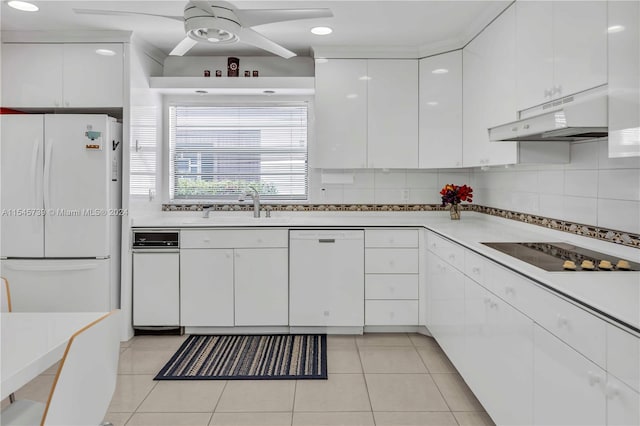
top-left (470, 139), bottom-right (640, 235)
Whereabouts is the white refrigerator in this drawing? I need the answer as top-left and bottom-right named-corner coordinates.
top-left (0, 114), bottom-right (122, 312)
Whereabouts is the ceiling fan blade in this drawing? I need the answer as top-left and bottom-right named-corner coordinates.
top-left (238, 27), bottom-right (296, 59)
top-left (169, 37), bottom-right (199, 56)
top-left (73, 8), bottom-right (182, 21)
top-left (235, 8), bottom-right (333, 27)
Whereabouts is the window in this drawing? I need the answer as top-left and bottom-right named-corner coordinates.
top-left (130, 106), bottom-right (159, 197)
top-left (169, 104), bottom-right (308, 201)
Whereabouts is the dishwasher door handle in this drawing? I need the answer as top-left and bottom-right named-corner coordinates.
top-left (318, 239), bottom-right (336, 243)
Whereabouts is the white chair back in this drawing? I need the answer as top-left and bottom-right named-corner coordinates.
top-left (1, 277), bottom-right (12, 312)
top-left (41, 310), bottom-right (120, 426)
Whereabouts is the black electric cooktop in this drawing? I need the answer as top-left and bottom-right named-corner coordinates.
top-left (482, 242), bottom-right (639, 272)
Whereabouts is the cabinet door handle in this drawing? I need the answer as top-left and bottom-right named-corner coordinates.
top-left (472, 267), bottom-right (481, 275)
top-left (319, 239), bottom-right (335, 243)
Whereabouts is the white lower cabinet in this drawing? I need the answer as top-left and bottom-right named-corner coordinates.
top-left (426, 252), bottom-right (465, 367)
top-left (533, 324), bottom-right (606, 426)
top-left (606, 374), bottom-right (640, 426)
top-left (180, 249), bottom-right (234, 327)
top-left (464, 277), bottom-right (534, 426)
top-left (234, 248), bottom-right (288, 326)
top-left (364, 229), bottom-right (420, 327)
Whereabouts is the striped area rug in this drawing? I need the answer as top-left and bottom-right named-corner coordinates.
top-left (155, 334), bottom-right (327, 380)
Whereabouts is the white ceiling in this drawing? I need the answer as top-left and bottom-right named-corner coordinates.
top-left (0, 1), bottom-right (511, 57)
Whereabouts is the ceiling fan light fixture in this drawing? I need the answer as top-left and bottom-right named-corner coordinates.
top-left (190, 28), bottom-right (238, 44)
top-left (7, 0), bottom-right (39, 12)
top-left (311, 26), bottom-right (332, 35)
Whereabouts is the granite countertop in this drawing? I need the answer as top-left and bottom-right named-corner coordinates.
top-left (131, 211), bottom-right (640, 334)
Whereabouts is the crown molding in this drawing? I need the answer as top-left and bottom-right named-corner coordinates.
top-left (1, 30), bottom-right (132, 43)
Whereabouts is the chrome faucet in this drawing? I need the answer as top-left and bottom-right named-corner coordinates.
top-left (239, 186), bottom-right (261, 218)
top-left (202, 206), bottom-right (216, 218)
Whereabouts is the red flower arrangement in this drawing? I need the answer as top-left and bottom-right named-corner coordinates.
top-left (440, 184), bottom-right (473, 206)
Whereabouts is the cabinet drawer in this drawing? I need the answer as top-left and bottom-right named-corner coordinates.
top-left (365, 274), bottom-right (418, 300)
top-left (365, 300), bottom-right (419, 325)
top-left (464, 250), bottom-right (488, 286)
top-left (607, 323), bottom-right (640, 392)
top-left (427, 232), bottom-right (464, 271)
top-left (529, 282), bottom-right (607, 369)
top-left (181, 229), bottom-right (288, 248)
top-left (366, 229), bottom-right (419, 248)
top-left (365, 248), bottom-right (419, 273)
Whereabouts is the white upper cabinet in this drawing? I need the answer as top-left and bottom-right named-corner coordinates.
top-left (1, 43), bottom-right (124, 108)
top-left (608, 0), bottom-right (640, 158)
top-left (2, 44), bottom-right (64, 108)
top-left (367, 59), bottom-right (419, 168)
top-left (314, 59), bottom-right (368, 168)
top-left (462, 5), bottom-right (519, 167)
top-left (515, 1), bottom-right (607, 111)
top-left (62, 44), bottom-right (124, 108)
top-left (419, 51), bottom-right (463, 168)
top-left (314, 58), bottom-right (419, 169)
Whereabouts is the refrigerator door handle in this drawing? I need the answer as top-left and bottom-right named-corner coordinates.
top-left (43, 140), bottom-right (53, 220)
top-left (31, 139), bottom-right (42, 208)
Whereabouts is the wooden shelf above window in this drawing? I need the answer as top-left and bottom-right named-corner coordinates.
top-left (148, 77), bottom-right (315, 95)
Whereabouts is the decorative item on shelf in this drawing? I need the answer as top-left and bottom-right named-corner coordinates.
top-left (253, 70), bottom-right (259, 77)
top-left (244, 70), bottom-right (251, 77)
top-left (227, 57), bottom-right (239, 77)
top-left (215, 70), bottom-right (222, 77)
top-left (440, 184), bottom-right (473, 220)
top-left (203, 70), bottom-right (211, 77)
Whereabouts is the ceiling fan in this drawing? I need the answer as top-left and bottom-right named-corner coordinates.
top-left (74, 1), bottom-right (333, 58)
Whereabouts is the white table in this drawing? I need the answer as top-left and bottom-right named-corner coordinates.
top-left (1, 312), bottom-right (107, 400)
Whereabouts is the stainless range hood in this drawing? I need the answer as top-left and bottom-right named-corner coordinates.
top-left (489, 86), bottom-right (608, 142)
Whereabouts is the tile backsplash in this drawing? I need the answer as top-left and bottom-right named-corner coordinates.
top-left (470, 139), bottom-right (640, 235)
top-left (308, 169), bottom-right (472, 205)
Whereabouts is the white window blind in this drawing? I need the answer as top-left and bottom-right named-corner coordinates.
top-left (129, 106), bottom-right (158, 197)
top-left (169, 104), bottom-right (308, 201)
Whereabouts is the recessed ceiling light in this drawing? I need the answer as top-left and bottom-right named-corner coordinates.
top-left (195, 90), bottom-right (208, 94)
top-left (95, 49), bottom-right (116, 56)
top-left (426, 101), bottom-right (439, 106)
top-left (346, 94), bottom-right (358, 99)
top-left (431, 68), bottom-right (449, 74)
top-left (358, 75), bottom-right (372, 81)
top-left (315, 58), bottom-right (329, 64)
top-left (311, 26), bottom-right (333, 36)
top-left (7, 1), bottom-right (39, 11)
top-left (607, 25), bottom-right (625, 33)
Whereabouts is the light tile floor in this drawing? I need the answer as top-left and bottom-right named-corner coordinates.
top-left (4, 333), bottom-right (495, 426)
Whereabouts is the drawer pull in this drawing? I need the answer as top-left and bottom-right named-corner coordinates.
top-left (319, 239), bottom-right (335, 243)
top-left (587, 371), bottom-right (602, 387)
top-left (202, 239), bottom-right (211, 243)
top-left (606, 383), bottom-right (619, 399)
top-left (557, 314), bottom-right (569, 327)
top-left (472, 267), bottom-right (481, 274)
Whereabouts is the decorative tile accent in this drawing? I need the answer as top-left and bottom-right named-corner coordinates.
top-left (161, 203), bottom-right (640, 249)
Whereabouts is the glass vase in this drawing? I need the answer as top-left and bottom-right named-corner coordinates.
top-left (449, 204), bottom-right (461, 220)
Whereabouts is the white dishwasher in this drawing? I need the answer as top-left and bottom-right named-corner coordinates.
top-left (132, 231), bottom-right (180, 328)
top-left (289, 229), bottom-right (364, 328)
